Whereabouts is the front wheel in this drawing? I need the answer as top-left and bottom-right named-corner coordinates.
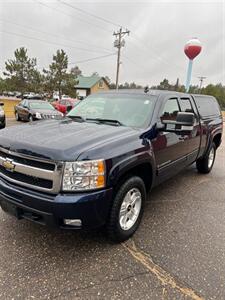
top-left (196, 142), bottom-right (216, 174)
top-left (107, 176), bottom-right (146, 243)
top-left (29, 114), bottom-right (34, 122)
top-left (15, 112), bottom-right (20, 121)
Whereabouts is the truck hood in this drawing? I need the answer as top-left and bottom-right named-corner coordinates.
top-left (0, 119), bottom-right (139, 161)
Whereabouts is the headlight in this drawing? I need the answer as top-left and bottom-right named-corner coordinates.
top-left (35, 112), bottom-right (42, 119)
top-left (62, 160), bottom-right (105, 191)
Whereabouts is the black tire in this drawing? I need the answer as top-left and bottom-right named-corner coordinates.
top-left (196, 142), bottom-right (216, 174)
top-left (15, 111), bottom-right (20, 121)
top-left (107, 176), bottom-right (146, 243)
top-left (28, 114), bottom-right (33, 122)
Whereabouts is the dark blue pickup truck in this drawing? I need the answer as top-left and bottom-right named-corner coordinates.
top-left (0, 90), bottom-right (223, 242)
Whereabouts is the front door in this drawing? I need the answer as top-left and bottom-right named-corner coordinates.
top-left (152, 96), bottom-right (190, 182)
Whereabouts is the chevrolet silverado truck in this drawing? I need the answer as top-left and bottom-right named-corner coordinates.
top-left (0, 90), bottom-right (223, 242)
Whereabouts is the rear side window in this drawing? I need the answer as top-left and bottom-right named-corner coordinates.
top-left (23, 100), bottom-right (28, 107)
top-left (194, 96), bottom-right (221, 118)
top-left (179, 98), bottom-right (194, 113)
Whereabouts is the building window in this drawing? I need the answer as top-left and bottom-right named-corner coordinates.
top-left (98, 80), bottom-right (104, 88)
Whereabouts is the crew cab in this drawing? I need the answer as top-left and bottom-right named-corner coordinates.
top-left (0, 90), bottom-right (222, 242)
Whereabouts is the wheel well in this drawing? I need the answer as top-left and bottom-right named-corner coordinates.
top-left (115, 163), bottom-right (153, 194)
top-left (213, 133), bottom-right (222, 149)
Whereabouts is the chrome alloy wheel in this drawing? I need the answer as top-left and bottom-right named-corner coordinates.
top-left (119, 188), bottom-right (142, 231)
top-left (208, 147), bottom-right (215, 169)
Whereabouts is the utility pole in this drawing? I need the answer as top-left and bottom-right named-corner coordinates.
top-left (113, 27), bottom-right (130, 90)
top-left (198, 76), bottom-right (206, 92)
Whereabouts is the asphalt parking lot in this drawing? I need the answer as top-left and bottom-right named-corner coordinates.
top-left (1, 119), bottom-right (225, 300)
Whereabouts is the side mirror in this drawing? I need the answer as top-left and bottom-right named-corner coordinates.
top-left (161, 112), bottom-right (195, 132)
top-left (176, 112), bottom-right (195, 127)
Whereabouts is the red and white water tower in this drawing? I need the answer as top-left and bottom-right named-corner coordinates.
top-left (184, 38), bottom-right (202, 92)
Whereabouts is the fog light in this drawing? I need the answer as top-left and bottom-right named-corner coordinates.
top-left (64, 219), bottom-right (82, 227)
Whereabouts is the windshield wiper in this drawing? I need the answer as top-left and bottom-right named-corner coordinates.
top-left (67, 115), bottom-right (85, 122)
top-left (86, 118), bottom-right (124, 126)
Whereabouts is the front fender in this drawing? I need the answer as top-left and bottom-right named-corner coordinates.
top-left (107, 145), bottom-right (156, 188)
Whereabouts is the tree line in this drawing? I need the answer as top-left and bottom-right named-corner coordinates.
top-left (1, 48), bottom-right (224, 108)
top-left (0, 47), bottom-right (82, 98)
top-left (150, 78), bottom-right (225, 109)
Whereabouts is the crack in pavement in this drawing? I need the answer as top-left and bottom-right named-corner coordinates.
top-left (122, 240), bottom-right (205, 300)
top-left (52, 270), bottom-right (150, 299)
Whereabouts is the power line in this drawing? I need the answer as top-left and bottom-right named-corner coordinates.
top-left (55, 0), bottom-right (184, 73)
top-left (40, 0), bottom-right (184, 76)
top-left (35, 0), bottom-right (112, 34)
top-left (57, 0), bottom-right (123, 28)
top-left (56, 0), bottom-right (185, 74)
top-left (0, 30), bottom-right (111, 54)
top-left (123, 55), bottom-right (148, 71)
top-left (0, 18), bottom-right (113, 53)
top-left (130, 33), bottom-right (185, 73)
top-left (68, 53), bottom-right (116, 65)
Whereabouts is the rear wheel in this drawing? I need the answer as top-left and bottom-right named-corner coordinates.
top-left (196, 142), bottom-right (216, 174)
top-left (107, 176), bottom-right (146, 242)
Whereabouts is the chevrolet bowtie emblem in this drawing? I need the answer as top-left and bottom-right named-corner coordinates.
top-left (2, 159), bottom-right (15, 172)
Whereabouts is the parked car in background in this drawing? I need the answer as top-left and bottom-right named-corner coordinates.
top-left (53, 91), bottom-right (59, 100)
top-left (7, 92), bottom-right (16, 97)
top-left (15, 99), bottom-right (63, 122)
top-left (23, 93), bottom-right (42, 100)
top-left (15, 92), bottom-right (22, 98)
top-left (62, 95), bottom-right (70, 100)
top-left (23, 92), bottom-right (35, 99)
top-left (0, 103), bottom-right (5, 129)
top-left (54, 98), bottom-right (80, 114)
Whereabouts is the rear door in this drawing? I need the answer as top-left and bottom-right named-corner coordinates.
top-left (178, 96), bottom-right (201, 164)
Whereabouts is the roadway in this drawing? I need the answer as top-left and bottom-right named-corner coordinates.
top-left (0, 119), bottom-right (224, 299)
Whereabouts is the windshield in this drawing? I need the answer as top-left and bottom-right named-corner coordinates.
top-left (67, 94), bottom-right (156, 128)
top-left (29, 102), bottom-right (55, 110)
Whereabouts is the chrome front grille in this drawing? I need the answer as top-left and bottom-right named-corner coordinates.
top-left (42, 114), bottom-right (61, 120)
top-left (0, 147), bottom-right (64, 194)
